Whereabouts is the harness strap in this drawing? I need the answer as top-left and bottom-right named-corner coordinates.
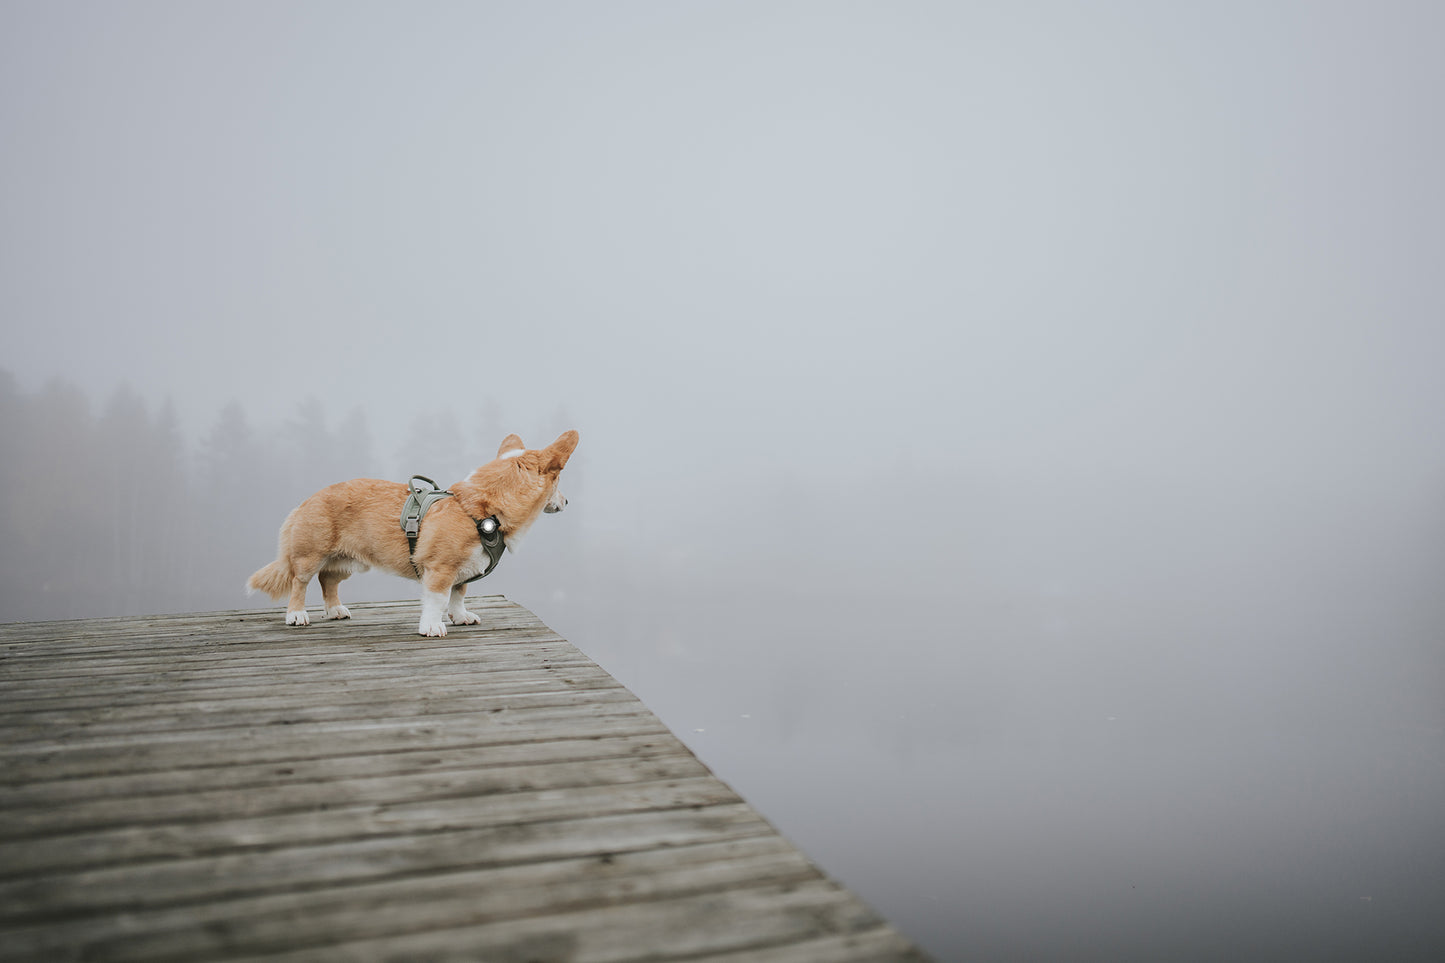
top-left (401, 475), bottom-right (506, 582)
top-left (402, 476), bottom-right (452, 570)
top-left (461, 515), bottom-right (506, 583)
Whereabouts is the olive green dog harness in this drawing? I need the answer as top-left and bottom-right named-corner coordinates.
top-left (401, 475), bottom-right (505, 582)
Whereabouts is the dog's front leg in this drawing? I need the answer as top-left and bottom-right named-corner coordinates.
top-left (417, 572), bottom-right (456, 637)
top-left (447, 585), bottom-right (482, 626)
top-left (418, 589), bottom-right (450, 637)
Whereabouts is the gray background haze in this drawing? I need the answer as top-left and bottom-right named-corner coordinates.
top-left (3, 2), bottom-right (1443, 960)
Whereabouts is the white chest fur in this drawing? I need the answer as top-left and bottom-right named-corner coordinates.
top-left (452, 540), bottom-right (497, 584)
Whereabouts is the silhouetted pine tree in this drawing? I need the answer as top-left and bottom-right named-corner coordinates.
top-left (2, 378), bottom-right (99, 620)
top-left (0, 372), bottom-right (26, 620)
top-left (196, 401), bottom-right (288, 611)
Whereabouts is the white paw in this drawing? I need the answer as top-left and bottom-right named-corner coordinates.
top-left (418, 619), bottom-right (448, 638)
top-left (286, 610), bottom-right (310, 626)
top-left (326, 604), bottom-right (352, 620)
top-left (448, 608), bottom-right (482, 625)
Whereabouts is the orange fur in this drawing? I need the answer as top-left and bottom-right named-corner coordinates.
top-left (247, 430), bottom-right (578, 636)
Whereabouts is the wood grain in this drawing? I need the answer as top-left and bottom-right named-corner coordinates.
top-left (0, 596), bottom-right (930, 962)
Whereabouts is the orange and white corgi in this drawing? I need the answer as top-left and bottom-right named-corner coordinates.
top-left (248, 430), bottom-right (578, 636)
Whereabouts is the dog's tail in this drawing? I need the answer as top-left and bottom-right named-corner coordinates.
top-left (247, 559), bottom-right (293, 600)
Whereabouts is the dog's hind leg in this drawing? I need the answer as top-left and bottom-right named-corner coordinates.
top-left (319, 566), bottom-right (352, 620)
top-left (285, 555), bottom-right (324, 626)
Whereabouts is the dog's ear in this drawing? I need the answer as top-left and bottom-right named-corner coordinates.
top-left (497, 434), bottom-right (525, 458)
top-left (542, 430), bottom-right (579, 473)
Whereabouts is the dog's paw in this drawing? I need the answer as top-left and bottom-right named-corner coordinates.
top-left (326, 604), bottom-right (352, 620)
top-left (448, 608), bottom-right (482, 626)
top-left (418, 619), bottom-right (448, 638)
top-left (285, 610), bottom-right (310, 627)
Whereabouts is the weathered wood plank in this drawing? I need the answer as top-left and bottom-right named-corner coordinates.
top-left (0, 732), bottom-right (679, 808)
top-left (1, 804), bottom-right (779, 929)
top-left (691, 929), bottom-right (932, 963)
top-left (0, 684), bottom-right (643, 740)
top-left (0, 780), bottom-right (752, 898)
top-left (0, 707), bottom-right (672, 783)
top-left (0, 598), bottom-right (930, 962)
top-left (0, 660), bottom-right (619, 715)
top-left (0, 633), bottom-right (579, 678)
top-left (0, 655), bottom-right (601, 713)
top-left (0, 708), bottom-right (670, 786)
top-left (218, 881), bottom-right (896, 963)
top-left (1, 837), bottom-right (817, 961)
top-left (0, 751), bottom-right (711, 840)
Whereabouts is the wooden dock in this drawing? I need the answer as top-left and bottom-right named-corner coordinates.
top-left (0, 597), bottom-right (930, 962)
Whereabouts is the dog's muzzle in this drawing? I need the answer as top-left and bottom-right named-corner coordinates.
top-left (544, 492), bottom-right (567, 514)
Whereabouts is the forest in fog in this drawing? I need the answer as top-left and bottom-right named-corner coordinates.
top-left (0, 369), bottom-right (534, 623)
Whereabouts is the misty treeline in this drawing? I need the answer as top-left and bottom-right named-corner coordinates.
top-left (0, 370), bottom-right (514, 623)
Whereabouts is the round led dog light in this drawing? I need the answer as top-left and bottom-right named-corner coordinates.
top-left (480, 517), bottom-right (498, 535)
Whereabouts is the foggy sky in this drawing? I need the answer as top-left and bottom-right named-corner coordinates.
top-left (4, 2), bottom-right (1441, 492)
top-left (4, 3), bottom-right (1444, 960)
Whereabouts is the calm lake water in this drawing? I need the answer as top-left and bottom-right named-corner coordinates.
top-left (538, 525), bottom-right (1445, 962)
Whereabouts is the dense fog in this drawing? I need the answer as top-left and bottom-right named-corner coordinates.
top-left (4, 3), bottom-right (1443, 959)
